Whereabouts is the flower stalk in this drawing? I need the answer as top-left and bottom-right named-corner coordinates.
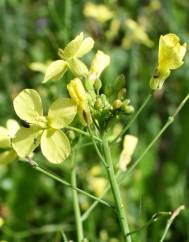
top-left (102, 132), bottom-right (131, 242)
top-left (71, 153), bottom-right (84, 242)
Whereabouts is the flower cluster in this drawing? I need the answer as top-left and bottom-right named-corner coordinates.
top-left (0, 31), bottom-right (186, 166)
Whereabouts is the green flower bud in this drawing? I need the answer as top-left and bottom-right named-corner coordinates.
top-left (94, 78), bottom-right (102, 93)
top-left (123, 105), bottom-right (135, 114)
top-left (66, 130), bottom-right (76, 140)
top-left (117, 88), bottom-right (127, 100)
top-left (95, 98), bottom-right (103, 109)
top-left (112, 99), bottom-right (122, 109)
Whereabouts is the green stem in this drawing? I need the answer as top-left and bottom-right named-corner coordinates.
top-left (26, 158), bottom-right (111, 208)
top-left (102, 133), bottom-right (131, 242)
top-left (160, 205), bottom-right (185, 242)
top-left (71, 155), bottom-right (84, 242)
top-left (122, 92), bottom-right (189, 181)
top-left (66, 126), bottom-right (102, 142)
top-left (112, 92), bottom-right (152, 143)
top-left (61, 231), bottom-right (69, 242)
top-left (13, 223), bottom-right (68, 239)
top-left (82, 93), bottom-right (189, 221)
top-left (63, 0), bottom-right (72, 43)
top-left (88, 127), bottom-right (107, 167)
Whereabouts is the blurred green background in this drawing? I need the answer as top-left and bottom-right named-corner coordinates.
top-left (0, 0), bottom-right (189, 241)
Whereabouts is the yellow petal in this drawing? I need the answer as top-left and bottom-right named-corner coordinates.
top-left (6, 119), bottom-right (20, 138)
top-left (43, 60), bottom-right (67, 83)
top-left (83, 3), bottom-right (114, 23)
top-left (76, 37), bottom-right (94, 58)
top-left (62, 32), bottom-right (84, 60)
top-left (158, 33), bottom-right (187, 70)
top-left (119, 134), bottom-right (138, 171)
top-left (48, 98), bottom-right (77, 129)
top-left (0, 150), bottom-right (17, 165)
top-left (68, 58), bottom-right (89, 77)
top-left (89, 51), bottom-right (110, 83)
top-left (41, 129), bottom-right (70, 164)
top-left (12, 126), bottom-right (42, 157)
top-left (13, 89), bottom-right (43, 124)
top-left (0, 127), bottom-right (10, 148)
top-left (67, 78), bottom-right (87, 107)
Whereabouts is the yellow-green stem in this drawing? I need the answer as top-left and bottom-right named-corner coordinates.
top-left (112, 92), bottom-right (152, 143)
top-left (71, 155), bottom-right (84, 242)
top-left (82, 93), bottom-right (189, 221)
top-left (102, 133), bottom-right (131, 242)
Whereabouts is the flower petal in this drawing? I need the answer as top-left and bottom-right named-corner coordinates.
top-left (68, 58), bottom-right (88, 77)
top-left (62, 32), bottom-right (84, 60)
top-left (0, 150), bottom-right (17, 165)
top-left (12, 126), bottom-right (42, 157)
top-left (13, 89), bottom-right (43, 124)
top-left (41, 129), bottom-right (70, 164)
top-left (0, 127), bottom-right (10, 148)
top-left (6, 119), bottom-right (20, 138)
top-left (48, 98), bottom-right (77, 129)
top-left (76, 37), bottom-right (94, 58)
top-left (43, 60), bottom-right (67, 83)
top-left (158, 33), bottom-right (187, 70)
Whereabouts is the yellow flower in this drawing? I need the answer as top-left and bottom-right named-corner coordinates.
top-left (83, 2), bottom-right (114, 23)
top-left (122, 19), bottom-right (153, 49)
top-left (12, 89), bottom-right (77, 164)
top-left (43, 32), bottom-right (94, 83)
top-left (89, 51), bottom-right (110, 84)
top-left (0, 119), bottom-right (19, 165)
top-left (67, 78), bottom-right (92, 125)
top-left (119, 134), bottom-right (138, 171)
top-left (150, 33), bottom-right (187, 90)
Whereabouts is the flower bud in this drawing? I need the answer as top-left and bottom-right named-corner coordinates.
top-left (67, 78), bottom-right (87, 109)
top-left (95, 98), bottom-right (103, 109)
top-left (122, 105), bottom-right (134, 114)
top-left (112, 99), bottom-right (122, 109)
top-left (67, 78), bottom-right (92, 125)
top-left (117, 88), bottom-right (127, 100)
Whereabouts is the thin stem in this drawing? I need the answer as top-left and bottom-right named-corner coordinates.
top-left (126, 211), bottom-right (171, 237)
top-left (112, 92), bottom-right (152, 143)
top-left (102, 133), bottom-right (131, 242)
top-left (61, 231), bottom-right (69, 242)
top-left (122, 92), bottom-right (189, 181)
top-left (13, 223), bottom-right (69, 239)
top-left (82, 93), bottom-right (189, 221)
top-left (63, 0), bottom-right (72, 43)
top-left (88, 126), bottom-right (107, 167)
top-left (66, 126), bottom-right (102, 142)
top-left (71, 154), bottom-right (84, 242)
top-left (160, 205), bottom-right (185, 242)
top-left (26, 158), bottom-right (112, 208)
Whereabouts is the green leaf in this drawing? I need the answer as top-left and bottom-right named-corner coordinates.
top-left (43, 60), bottom-right (67, 83)
top-left (41, 129), bottom-right (70, 164)
top-left (48, 98), bottom-right (77, 129)
top-left (13, 89), bottom-right (43, 124)
top-left (12, 126), bottom-right (43, 157)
